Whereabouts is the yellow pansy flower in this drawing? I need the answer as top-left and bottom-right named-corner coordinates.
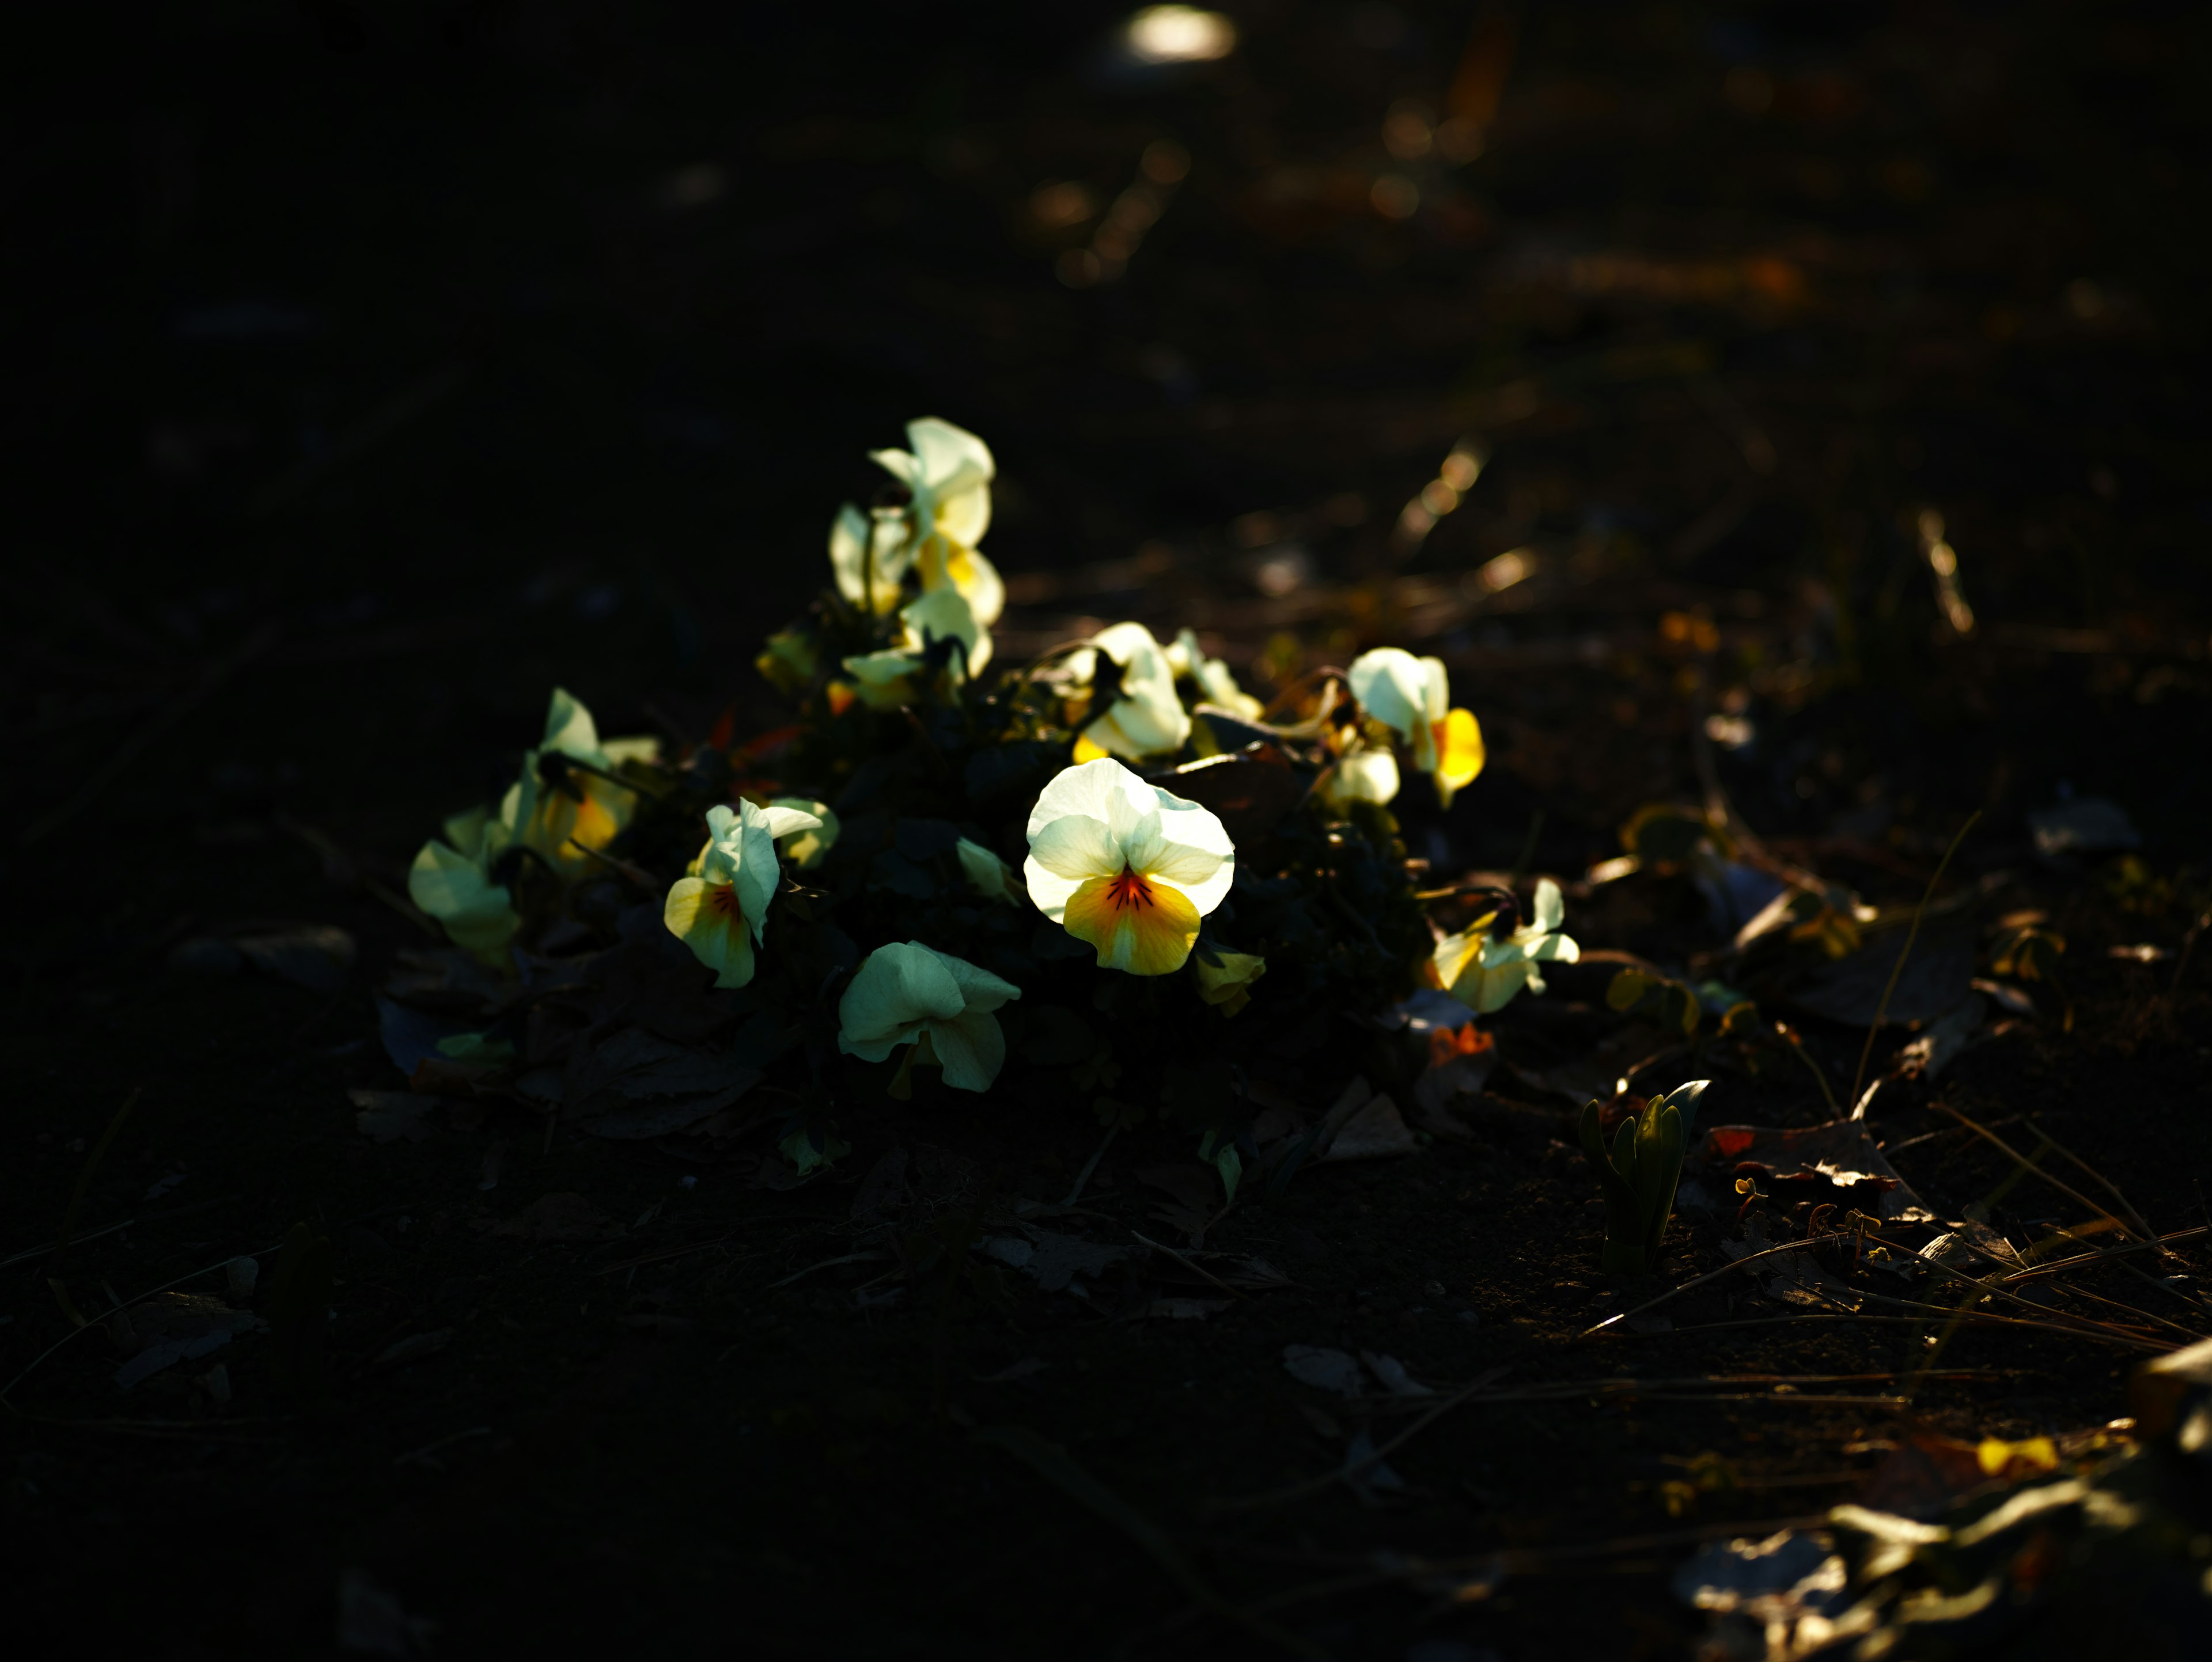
top-left (1347, 647), bottom-right (1485, 807)
top-left (662, 799), bottom-right (823, 988)
top-left (1431, 878), bottom-right (1580, 1013)
top-left (1024, 757), bottom-right (1235, 976)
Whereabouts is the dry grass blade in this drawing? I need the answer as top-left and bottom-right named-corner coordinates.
top-left (1851, 809), bottom-right (1979, 1112)
top-left (974, 1424), bottom-right (1328, 1660)
top-left (2025, 1120), bottom-right (2157, 1241)
top-left (2002, 1225), bottom-right (2207, 1283)
top-left (1933, 1105), bottom-right (2147, 1242)
top-left (1205, 1364), bottom-right (1513, 1515)
top-left (1577, 1232), bottom-right (1854, 1340)
top-left (49, 1086), bottom-right (140, 1276)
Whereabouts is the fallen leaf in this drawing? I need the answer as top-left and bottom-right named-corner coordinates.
top-left (1019, 1231), bottom-right (1131, 1294)
top-left (372, 1330), bottom-right (454, 1369)
top-left (487, 1192), bottom-right (622, 1243)
top-left (350, 1089), bottom-right (437, 1144)
top-left (974, 1358), bottom-right (1050, 1384)
top-left (564, 1027), bottom-right (760, 1138)
top-left (236, 925), bottom-right (357, 992)
top-left (1283, 1344), bottom-right (1365, 1396)
top-left (1360, 1351), bottom-right (1434, 1397)
top-left (1785, 930), bottom-right (1975, 1027)
top-left (1505, 1023), bottom-right (1687, 1105)
top-left (1696, 1122), bottom-right (1934, 1222)
top-left (1342, 1424), bottom-right (1406, 1503)
top-left (1148, 1297), bottom-right (1231, 1319)
top-left (1319, 1093), bottom-right (1416, 1161)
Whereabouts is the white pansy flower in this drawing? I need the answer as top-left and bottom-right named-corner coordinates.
top-left (407, 802), bottom-right (521, 963)
top-left (662, 799), bottom-right (823, 987)
top-left (1347, 647), bottom-right (1486, 807)
top-left (1431, 878), bottom-right (1580, 1013)
top-left (870, 417), bottom-right (1005, 626)
top-left (839, 586), bottom-right (990, 709)
top-left (828, 504), bottom-right (913, 615)
top-left (1320, 745), bottom-right (1401, 809)
top-left (1024, 757), bottom-right (1235, 976)
top-left (1165, 628), bottom-right (1266, 721)
top-left (837, 941), bottom-right (1022, 1092)
top-left (509, 687), bottom-right (660, 879)
top-left (1070, 622), bottom-right (1191, 761)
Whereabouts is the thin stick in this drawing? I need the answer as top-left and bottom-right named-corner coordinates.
top-left (2001, 1224), bottom-right (2206, 1284)
top-left (1131, 1232), bottom-right (1246, 1300)
top-left (2, 1240), bottom-right (289, 1408)
top-left (1066, 1121), bottom-right (1118, 1207)
top-left (2025, 1119), bottom-right (2156, 1241)
top-left (20, 622), bottom-right (282, 848)
top-left (1933, 1104), bottom-right (2145, 1242)
top-left (1577, 1233), bottom-right (1854, 1341)
top-left (1851, 809), bottom-right (1980, 1112)
top-left (1645, 1313), bottom-right (2170, 1351)
top-left (50, 1088), bottom-right (141, 1276)
top-left (1205, 1365), bottom-right (1512, 1515)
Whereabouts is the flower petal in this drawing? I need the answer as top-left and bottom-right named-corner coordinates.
top-left (1027, 756), bottom-right (1142, 841)
top-left (760, 803), bottom-right (825, 842)
top-left (839, 942), bottom-right (968, 1050)
top-left (926, 1007), bottom-right (1008, 1092)
top-left (936, 951), bottom-right (1022, 1015)
top-left (1532, 876), bottom-right (1565, 935)
top-left (1347, 648), bottom-right (1425, 740)
top-left (904, 417), bottom-right (994, 494)
top-left (664, 878), bottom-right (756, 988)
top-left (1061, 870), bottom-right (1202, 976)
top-left (734, 802), bottom-right (780, 942)
top-left (1432, 707), bottom-right (1485, 800)
top-left (957, 836), bottom-right (1024, 906)
top-left (540, 686), bottom-right (601, 758)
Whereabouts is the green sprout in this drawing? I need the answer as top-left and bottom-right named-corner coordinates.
top-left (1579, 1080), bottom-right (1710, 1276)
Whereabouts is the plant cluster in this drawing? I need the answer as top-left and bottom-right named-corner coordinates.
top-left (400, 418), bottom-right (1581, 1179)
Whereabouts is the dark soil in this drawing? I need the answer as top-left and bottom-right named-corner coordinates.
top-left (6, 4), bottom-right (2210, 1659)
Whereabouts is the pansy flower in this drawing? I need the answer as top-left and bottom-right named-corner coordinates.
top-left (509, 688), bottom-right (660, 879)
top-left (1431, 878), bottom-right (1580, 1013)
top-left (1069, 622), bottom-right (1191, 761)
top-left (1165, 628), bottom-right (1266, 721)
top-left (1024, 757), bottom-right (1235, 976)
top-left (663, 799), bottom-right (824, 987)
top-left (1192, 948), bottom-right (1266, 1016)
top-left (407, 802), bottom-right (521, 963)
top-left (828, 417), bottom-right (1005, 626)
top-left (1319, 744), bottom-right (1402, 809)
top-left (840, 587), bottom-right (991, 709)
top-left (837, 941), bottom-right (1022, 1093)
top-left (1347, 647), bottom-right (1485, 807)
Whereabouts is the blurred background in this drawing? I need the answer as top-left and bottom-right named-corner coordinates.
top-left (7, 0), bottom-right (2209, 885)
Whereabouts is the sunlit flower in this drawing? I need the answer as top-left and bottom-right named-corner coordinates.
top-left (1024, 757), bottom-right (1235, 975)
top-left (1431, 878), bottom-right (1580, 1013)
top-left (837, 941), bottom-right (1022, 1093)
top-left (407, 803), bottom-right (521, 963)
top-left (828, 503), bottom-right (912, 616)
top-left (663, 799), bottom-right (823, 987)
top-left (509, 688), bottom-right (660, 879)
top-left (1192, 948), bottom-right (1266, 1016)
top-left (956, 836), bottom-right (1025, 905)
top-left (769, 797), bottom-right (839, 869)
top-left (870, 417), bottom-right (1005, 626)
top-left (1347, 648), bottom-right (1486, 807)
top-left (1319, 744), bottom-right (1401, 809)
top-left (1165, 628), bottom-right (1266, 721)
top-left (840, 587), bottom-right (991, 709)
top-left (1069, 622), bottom-right (1192, 761)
